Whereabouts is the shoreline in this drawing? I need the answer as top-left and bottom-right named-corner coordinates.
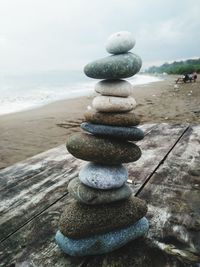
top-left (0, 74), bottom-right (162, 117)
top-left (1, 75), bottom-right (200, 169)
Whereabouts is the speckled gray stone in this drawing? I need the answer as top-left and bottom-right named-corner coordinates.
top-left (81, 122), bottom-right (144, 141)
top-left (55, 217), bottom-right (149, 256)
top-left (92, 95), bottom-right (136, 113)
top-left (66, 133), bottom-right (141, 165)
top-left (84, 52), bottom-right (142, 79)
top-left (79, 162), bottom-right (128, 189)
top-left (84, 110), bottom-right (140, 126)
top-left (59, 194), bottom-right (148, 239)
top-left (106, 31), bottom-right (136, 55)
top-left (95, 79), bottom-right (133, 97)
top-left (68, 178), bottom-right (132, 205)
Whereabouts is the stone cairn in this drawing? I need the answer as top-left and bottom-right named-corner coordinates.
top-left (55, 31), bottom-right (149, 257)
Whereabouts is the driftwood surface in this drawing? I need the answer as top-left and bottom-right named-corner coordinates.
top-left (0, 123), bottom-right (200, 267)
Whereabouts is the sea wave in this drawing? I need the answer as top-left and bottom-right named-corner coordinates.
top-left (0, 74), bottom-right (162, 115)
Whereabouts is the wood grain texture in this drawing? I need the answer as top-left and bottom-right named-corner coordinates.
top-left (139, 125), bottom-right (200, 264)
top-left (126, 123), bottom-right (189, 193)
top-left (0, 146), bottom-right (85, 242)
top-left (0, 195), bottom-right (87, 267)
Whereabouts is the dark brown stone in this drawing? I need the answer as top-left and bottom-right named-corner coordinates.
top-left (59, 194), bottom-right (147, 239)
top-left (66, 133), bottom-right (141, 165)
top-left (84, 110), bottom-right (140, 126)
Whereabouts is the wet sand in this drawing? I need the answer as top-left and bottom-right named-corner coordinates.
top-left (0, 75), bottom-right (199, 169)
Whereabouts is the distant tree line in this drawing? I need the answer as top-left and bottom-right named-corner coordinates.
top-left (146, 58), bottom-right (200, 74)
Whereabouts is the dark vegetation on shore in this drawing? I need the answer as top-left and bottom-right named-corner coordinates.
top-left (146, 58), bottom-right (200, 74)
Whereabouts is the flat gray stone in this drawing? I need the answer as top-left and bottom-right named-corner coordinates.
top-left (81, 122), bottom-right (144, 141)
top-left (59, 195), bottom-right (148, 239)
top-left (92, 96), bottom-right (136, 113)
top-left (95, 79), bottom-right (133, 97)
top-left (84, 110), bottom-right (140, 126)
top-left (79, 162), bottom-right (128, 189)
top-left (55, 217), bottom-right (149, 256)
top-left (68, 178), bottom-right (132, 205)
top-left (84, 52), bottom-right (142, 79)
top-left (66, 133), bottom-right (142, 165)
top-left (106, 31), bottom-right (136, 54)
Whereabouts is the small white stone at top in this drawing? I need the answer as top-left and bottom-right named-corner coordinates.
top-left (105, 31), bottom-right (136, 55)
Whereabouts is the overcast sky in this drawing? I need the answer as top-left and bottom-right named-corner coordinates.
top-left (0, 0), bottom-right (199, 74)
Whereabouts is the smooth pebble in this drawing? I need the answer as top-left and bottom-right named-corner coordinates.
top-left (79, 162), bottom-right (128, 189)
top-left (106, 31), bottom-right (136, 54)
top-left (92, 96), bottom-right (136, 113)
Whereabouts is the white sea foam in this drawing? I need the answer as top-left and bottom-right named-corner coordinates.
top-left (0, 74), bottom-right (162, 116)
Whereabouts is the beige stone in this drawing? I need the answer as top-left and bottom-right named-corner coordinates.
top-left (92, 96), bottom-right (136, 113)
top-left (95, 79), bottom-right (132, 97)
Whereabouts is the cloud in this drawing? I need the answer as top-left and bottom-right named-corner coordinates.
top-left (0, 0), bottom-right (199, 74)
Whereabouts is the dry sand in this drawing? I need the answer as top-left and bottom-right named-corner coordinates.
top-left (0, 75), bottom-right (200, 169)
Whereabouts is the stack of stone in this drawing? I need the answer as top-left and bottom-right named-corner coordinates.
top-left (55, 31), bottom-right (149, 257)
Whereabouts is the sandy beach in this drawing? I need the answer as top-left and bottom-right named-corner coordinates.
top-left (0, 75), bottom-right (200, 169)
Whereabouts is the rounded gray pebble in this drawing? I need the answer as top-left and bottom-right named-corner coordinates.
top-left (106, 31), bottom-right (136, 54)
top-left (81, 122), bottom-right (144, 141)
top-left (95, 79), bottom-right (133, 97)
top-left (84, 52), bottom-right (142, 79)
top-left (79, 162), bottom-right (128, 189)
top-left (68, 178), bottom-right (132, 205)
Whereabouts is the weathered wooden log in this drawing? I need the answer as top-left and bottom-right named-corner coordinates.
top-left (0, 123), bottom-right (187, 242)
top-left (1, 123), bottom-right (199, 266)
top-left (139, 125), bottom-right (200, 264)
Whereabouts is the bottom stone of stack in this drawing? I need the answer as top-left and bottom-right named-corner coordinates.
top-left (55, 217), bottom-right (149, 256)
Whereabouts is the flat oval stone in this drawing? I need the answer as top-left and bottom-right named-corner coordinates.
top-left (92, 96), bottom-right (136, 113)
top-left (106, 31), bottom-right (136, 54)
top-left (68, 178), bottom-right (132, 205)
top-left (66, 133), bottom-right (141, 165)
top-left (81, 122), bottom-right (144, 141)
top-left (84, 110), bottom-right (140, 126)
top-left (59, 195), bottom-right (148, 239)
top-left (95, 79), bottom-right (133, 97)
top-left (79, 163), bottom-right (128, 189)
top-left (84, 53), bottom-right (142, 79)
top-left (55, 217), bottom-right (149, 256)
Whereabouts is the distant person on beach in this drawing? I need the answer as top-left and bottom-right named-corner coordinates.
top-left (192, 71), bottom-right (197, 82)
top-left (176, 74), bottom-right (189, 83)
top-left (176, 72), bottom-right (197, 83)
top-left (183, 73), bottom-right (191, 83)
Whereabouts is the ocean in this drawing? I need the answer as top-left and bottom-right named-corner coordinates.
top-left (0, 72), bottom-right (162, 116)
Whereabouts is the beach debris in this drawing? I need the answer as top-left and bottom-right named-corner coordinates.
top-left (87, 105), bottom-right (92, 110)
top-left (174, 84), bottom-right (179, 91)
top-left (55, 31), bottom-right (149, 256)
top-left (56, 119), bottom-right (83, 129)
